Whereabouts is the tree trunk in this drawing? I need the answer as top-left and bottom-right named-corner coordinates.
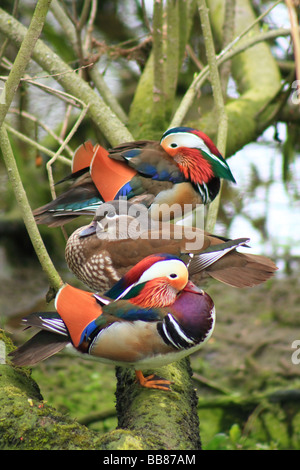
top-left (0, 330), bottom-right (201, 450)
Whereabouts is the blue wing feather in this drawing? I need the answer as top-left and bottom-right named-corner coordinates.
top-left (117, 148), bottom-right (185, 182)
top-left (111, 305), bottom-right (161, 322)
top-left (115, 182), bottom-right (135, 198)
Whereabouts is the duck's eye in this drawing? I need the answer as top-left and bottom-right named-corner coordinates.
top-left (170, 142), bottom-right (178, 148)
top-left (106, 211), bottom-right (116, 218)
top-left (169, 273), bottom-right (178, 279)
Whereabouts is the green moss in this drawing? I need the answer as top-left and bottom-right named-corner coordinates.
top-left (31, 356), bottom-right (117, 434)
top-left (99, 429), bottom-right (147, 450)
top-left (0, 331), bottom-right (109, 449)
top-left (115, 359), bottom-right (201, 450)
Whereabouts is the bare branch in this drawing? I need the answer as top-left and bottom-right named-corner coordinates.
top-left (197, 0), bottom-right (228, 232)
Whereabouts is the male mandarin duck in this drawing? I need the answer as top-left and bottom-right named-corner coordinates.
top-left (9, 254), bottom-right (215, 391)
top-left (33, 127), bottom-right (235, 226)
top-left (65, 200), bottom-right (278, 292)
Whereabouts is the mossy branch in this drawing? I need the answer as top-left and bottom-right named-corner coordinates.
top-left (219, 0), bottom-right (236, 96)
top-left (1, 329), bottom-right (201, 450)
top-left (88, 65), bottom-right (129, 123)
top-left (0, 330), bottom-right (106, 450)
top-left (128, 0), bottom-right (196, 138)
top-left (152, 0), bottom-right (166, 129)
top-left (113, 360), bottom-right (201, 450)
top-left (164, 1), bottom-right (179, 118)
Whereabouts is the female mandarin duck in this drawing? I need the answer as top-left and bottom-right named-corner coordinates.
top-left (9, 254), bottom-right (215, 391)
top-left (33, 127), bottom-right (235, 226)
top-left (65, 200), bottom-right (278, 292)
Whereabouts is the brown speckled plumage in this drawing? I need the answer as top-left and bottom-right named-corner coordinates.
top-left (65, 207), bottom-right (278, 292)
top-left (65, 231), bottom-right (121, 291)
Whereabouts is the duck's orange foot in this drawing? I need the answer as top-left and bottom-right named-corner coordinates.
top-left (135, 370), bottom-right (173, 391)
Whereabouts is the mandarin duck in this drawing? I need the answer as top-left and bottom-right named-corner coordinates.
top-left (9, 254), bottom-right (215, 391)
top-left (33, 127), bottom-right (235, 226)
top-left (65, 200), bottom-right (278, 292)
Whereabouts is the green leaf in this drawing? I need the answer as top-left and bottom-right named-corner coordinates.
top-left (229, 423), bottom-right (242, 444)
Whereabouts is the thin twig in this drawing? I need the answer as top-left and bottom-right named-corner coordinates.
top-left (74, 0), bottom-right (91, 77)
top-left (0, 0), bottom-right (63, 293)
top-left (217, 0), bottom-right (282, 61)
top-left (220, 0), bottom-right (236, 97)
top-left (0, 0), bottom-right (52, 127)
top-left (49, 0), bottom-right (128, 124)
top-left (198, 0), bottom-right (228, 233)
top-left (186, 44), bottom-right (204, 70)
top-left (0, 0), bottom-right (19, 61)
top-left (83, 0), bottom-right (97, 54)
top-left (46, 104), bottom-right (90, 199)
top-left (152, 0), bottom-right (165, 126)
top-left (165, 0), bottom-right (179, 113)
top-left (198, 0), bottom-right (226, 126)
top-left (0, 67), bottom-right (93, 108)
top-left (78, 0), bottom-right (91, 31)
top-left (59, 104), bottom-right (74, 141)
top-left (285, 0), bottom-right (300, 93)
top-left (8, 108), bottom-right (73, 158)
top-left (141, 0), bottom-right (153, 33)
top-left (1, 126), bottom-right (63, 293)
top-left (89, 66), bottom-right (128, 123)
top-left (192, 372), bottom-right (231, 395)
top-left (5, 123), bottom-right (72, 165)
top-left (171, 1), bottom-right (288, 128)
top-left (49, 0), bottom-right (77, 50)
top-left (0, 7), bottom-right (134, 145)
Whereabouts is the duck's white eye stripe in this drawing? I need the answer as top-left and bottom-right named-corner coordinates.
top-left (137, 259), bottom-right (186, 285)
top-left (163, 132), bottom-right (228, 169)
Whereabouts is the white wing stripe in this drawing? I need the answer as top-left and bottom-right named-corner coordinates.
top-left (162, 321), bottom-right (180, 349)
top-left (41, 318), bottom-right (68, 336)
top-left (167, 314), bottom-right (195, 345)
